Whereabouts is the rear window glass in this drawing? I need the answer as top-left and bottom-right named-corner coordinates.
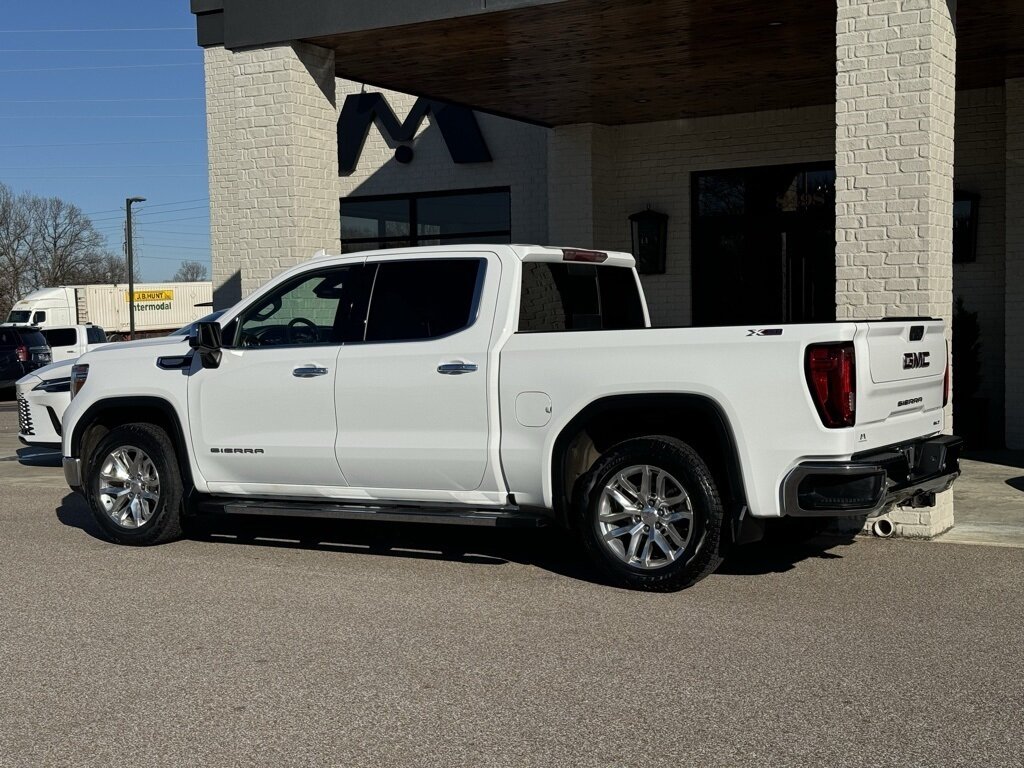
top-left (86, 326), bottom-right (107, 343)
top-left (518, 263), bottom-right (646, 332)
top-left (364, 259), bottom-right (483, 342)
top-left (43, 328), bottom-right (77, 347)
top-left (8, 330), bottom-right (47, 347)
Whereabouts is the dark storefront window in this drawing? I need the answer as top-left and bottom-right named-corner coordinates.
top-left (341, 188), bottom-right (511, 252)
top-left (692, 163), bottom-right (836, 326)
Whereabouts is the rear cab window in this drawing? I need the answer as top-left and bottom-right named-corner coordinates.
top-left (86, 326), bottom-right (107, 344)
top-left (518, 262), bottom-right (646, 332)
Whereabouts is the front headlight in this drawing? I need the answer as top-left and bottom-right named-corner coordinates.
top-left (33, 376), bottom-right (72, 394)
top-left (70, 364), bottom-right (89, 399)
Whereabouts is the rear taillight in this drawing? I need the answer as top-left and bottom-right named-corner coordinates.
top-left (15, 345), bottom-right (29, 362)
top-left (943, 344), bottom-right (950, 408)
top-left (806, 342), bottom-right (856, 429)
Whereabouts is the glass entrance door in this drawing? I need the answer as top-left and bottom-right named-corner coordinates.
top-left (692, 164), bottom-right (836, 326)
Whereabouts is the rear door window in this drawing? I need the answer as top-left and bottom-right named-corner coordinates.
top-left (43, 328), bottom-right (77, 348)
top-left (18, 330), bottom-right (48, 348)
top-left (364, 259), bottom-right (484, 342)
top-left (518, 263), bottom-right (646, 332)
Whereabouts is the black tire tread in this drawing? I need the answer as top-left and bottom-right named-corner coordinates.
top-left (86, 423), bottom-right (184, 546)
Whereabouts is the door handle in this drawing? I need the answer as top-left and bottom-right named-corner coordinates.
top-left (292, 366), bottom-right (329, 378)
top-left (437, 361), bottom-right (478, 375)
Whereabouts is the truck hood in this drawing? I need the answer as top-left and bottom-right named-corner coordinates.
top-left (16, 358), bottom-right (76, 386)
top-left (78, 334), bottom-right (189, 364)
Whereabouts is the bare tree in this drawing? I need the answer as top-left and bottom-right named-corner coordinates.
top-left (24, 195), bottom-right (106, 289)
top-left (0, 186), bottom-right (139, 319)
top-left (0, 184), bottom-right (34, 318)
top-left (171, 260), bottom-right (209, 282)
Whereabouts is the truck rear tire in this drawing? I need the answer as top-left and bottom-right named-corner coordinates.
top-left (84, 423), bottom-right (184, 546)
top-left (573, 435), bottom-right (725, 591)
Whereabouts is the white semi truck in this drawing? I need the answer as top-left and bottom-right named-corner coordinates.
top-left (6, 283), bottom-right (212, 340)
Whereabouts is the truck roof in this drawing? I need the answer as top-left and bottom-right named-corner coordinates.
top-left (309, 244), bottom-right (636, 267)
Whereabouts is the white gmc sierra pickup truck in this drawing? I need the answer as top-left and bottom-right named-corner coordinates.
top-left (61, 244), bottom-right (961, 590)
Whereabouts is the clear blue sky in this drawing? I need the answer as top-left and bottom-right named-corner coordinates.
top-left (0, 0), bottom-right (208, 281)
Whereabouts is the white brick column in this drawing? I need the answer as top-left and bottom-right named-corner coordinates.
top-left (204, 43), bottom-right (339, 306)
top-left (547, 124), bottom-right (612, 248)
top-left (1006, 78), bottom-right (1024, 448)
top-left (835, 0), bottom-right (956, 537)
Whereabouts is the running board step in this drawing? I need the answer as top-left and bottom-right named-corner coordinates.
top-left (196, 496), bottom-right (549, 528)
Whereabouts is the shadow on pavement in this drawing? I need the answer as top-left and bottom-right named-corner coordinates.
top-left (1007, 476), bottom-right (1024, 493)
top-left (55, 494), bottom-right (859, 587)
top-left (15, 447), bottom-right (62, 468)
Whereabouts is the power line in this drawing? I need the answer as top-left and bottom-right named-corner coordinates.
top-left (138, 197), bottom-right (209, 208)
top-left (4, 174), bottom-right (204, 179)
top-left (132, 228), bottom-right (209, 236)
top-left (137, 242), bottom-right (212, 251)
top-left (134, 214), bottom-right (209, 224)
top-left (5, 164), bottom-right (205, 169)
top-left (0, 139), bottom-right (203, 148)
top-left (0, 63), bottom-right (201, 73)
top-left (136, 204), bottom-right (209, 216)
top-left (0, 115), bottom-right (202, 119)
top-left (0, 27), bottom-right (193, 32)
top-left (4, 97), bottom-right (203, 103)
top-left (0, 48), bottom-right (198, 53)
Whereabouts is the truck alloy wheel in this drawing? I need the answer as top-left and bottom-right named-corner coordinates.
top-left (596, 464), bottom-right (693, 570)
top-left (86, 423), bottom-right (184, 546)
top-left (97, 446), bottom-right (161, 529)
top-left (575, 435), bottom-right (725, 591)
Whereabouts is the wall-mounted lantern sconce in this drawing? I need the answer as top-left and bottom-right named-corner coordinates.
top-left (953, 189), bottom-right (979, 264)
top-left (629, 207), bottom-right (668, 275)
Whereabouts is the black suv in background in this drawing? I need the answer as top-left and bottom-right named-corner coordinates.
top-left (0, 326), bottom-right (52, 391)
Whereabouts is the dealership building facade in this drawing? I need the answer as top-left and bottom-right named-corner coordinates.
top-left (192, 0), bottom-right (1024, 535)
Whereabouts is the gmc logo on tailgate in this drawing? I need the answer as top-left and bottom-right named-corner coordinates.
top-left (903, 351), bottom-right (930, 370)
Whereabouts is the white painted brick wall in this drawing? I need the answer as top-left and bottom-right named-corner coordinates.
top-left (954, 87), bottom-right (1006, 444)
top-left (205, 43), bottom-right (340, 305)
top-left (1006, 78), bottom-right (1024, 448)
top-left (835, 0), bottom-right (956, 537)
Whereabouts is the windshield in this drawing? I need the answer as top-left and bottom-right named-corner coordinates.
top-left (7, 311), bottom-right (30, 323)
top-left (170, 309), bottom-right (226, 337)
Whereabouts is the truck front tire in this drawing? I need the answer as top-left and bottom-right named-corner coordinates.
top-left (85, 423), bottom-right (184, 546)
top-left (574, 435), bottom-right (725, 591)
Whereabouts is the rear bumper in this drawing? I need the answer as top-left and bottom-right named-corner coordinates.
top-left (783, 434), bottom-right (962, 517)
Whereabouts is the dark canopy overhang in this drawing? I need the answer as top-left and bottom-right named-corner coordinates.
top-left (192, 0), bottom-right (1024, 126)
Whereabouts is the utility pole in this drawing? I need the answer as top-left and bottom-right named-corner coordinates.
top-left (125, 196), bottom-right (145, 340)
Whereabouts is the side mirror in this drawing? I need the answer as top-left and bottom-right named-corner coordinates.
top-left (189, 321), bottom-right (223, 369)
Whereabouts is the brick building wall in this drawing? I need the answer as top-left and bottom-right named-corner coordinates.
top-left (834, 0), bottom-right (956, 536)
top-left (205, 43), bottom-right (340, 306)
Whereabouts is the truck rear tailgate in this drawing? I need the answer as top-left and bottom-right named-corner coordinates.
top-left (856, 319), bottom-right (946, 428)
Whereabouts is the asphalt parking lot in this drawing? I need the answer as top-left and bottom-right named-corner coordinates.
top-left (1, 401), bottom-right (1022, 768)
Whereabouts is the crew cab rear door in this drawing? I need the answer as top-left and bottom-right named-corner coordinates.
top-left (334, 252), bottom-right (498, 493)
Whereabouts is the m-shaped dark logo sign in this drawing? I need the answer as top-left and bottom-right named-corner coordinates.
top-left (337, 92), bottom-right (492, 176)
